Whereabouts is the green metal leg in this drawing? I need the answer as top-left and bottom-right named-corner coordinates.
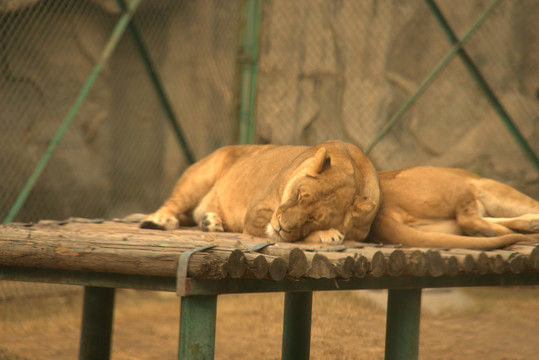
top-left (385, 289), bottom-right (422, 360)
top-left (178, 295), bottom-right (218, 360)
top-left (281, 291), bottom-right (313, 360)
top-left (79, 286), bottom-right (116, 360)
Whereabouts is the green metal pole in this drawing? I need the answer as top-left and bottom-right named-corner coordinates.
top-left (281, 291), bottom-right (313, 360)
top-left (425, 0), bottom-right (539, 173)
top-left (237, 0), bottom-right (262, 145)
top-left (79, 286), bottom-right (116, 360)
top-left (2, 0), bottom-right (142, 225)
top-left (385, 289), bottom-right (422, 360)
top-left (178, 295), bottom-right (218, 360)
top-left (365, 0), bottom-right (502, 154)
top-left (116, 0), bottom-right (195, 164)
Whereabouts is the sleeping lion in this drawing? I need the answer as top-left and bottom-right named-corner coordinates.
top-left (141, 140), bottom-right (381, 244)
top-left (369, 166), bottom-right (539, 249)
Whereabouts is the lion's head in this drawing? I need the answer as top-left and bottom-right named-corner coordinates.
top-left (266, 146), bottom-right (378, 243)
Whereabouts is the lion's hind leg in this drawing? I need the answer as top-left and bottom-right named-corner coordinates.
top-left (455, 195), bottom-right (514, 236)
top-left (477, 178), bottom-right (539, 217)
top-left (472, 178), bottom-right (539, 235)
top-left (483, 214), bottom-right (539, 234)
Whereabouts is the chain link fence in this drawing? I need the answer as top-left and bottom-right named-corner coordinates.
top-left (256, 0), bottom-right (538, 198)
top-left (0, 0), bottom-right (239, 224)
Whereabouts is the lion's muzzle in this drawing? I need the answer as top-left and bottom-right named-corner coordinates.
top-left (266, 215), bottom-right (297, 242)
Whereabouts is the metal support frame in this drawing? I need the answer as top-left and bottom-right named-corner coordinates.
top-left (281, 291), bottom-right (313, 360)
top-left (178, 295), bottom-right (218, 360)
top-left (385, 289), bottom-right (422, 360)
top-left (79, 286), bottom-right (116, 360)
top-left (2, 264), bottom-right (538, 359)
top-left (3, 265), bottom-right (537, 294)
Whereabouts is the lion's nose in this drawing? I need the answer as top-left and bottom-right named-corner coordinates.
top-left (277, 217), bottom-right (283, 232)
top-left (277, 217), bottom-right (291, 234)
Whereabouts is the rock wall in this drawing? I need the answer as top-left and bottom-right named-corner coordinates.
top-left (256, 0), bottom-right (539, 198)
top-left (0, 0), bottom-right (537, 222)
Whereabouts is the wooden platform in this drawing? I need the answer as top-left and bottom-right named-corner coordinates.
top-left (1, 218), bottom-right (537, 284)
top-left (1, 218), bottom-right (538, 360)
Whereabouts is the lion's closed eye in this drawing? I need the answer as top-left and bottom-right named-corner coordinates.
top-left (296, 190), bottom-right (311, 204)
top-left (298, 191), bottom-right (311, 203)
top-left (306, 215), bottom-right (317, 223)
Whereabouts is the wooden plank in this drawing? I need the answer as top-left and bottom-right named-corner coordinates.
top-left (1, 221), bottom-right (537, 282)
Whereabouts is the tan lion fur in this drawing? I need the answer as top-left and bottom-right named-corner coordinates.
top-left (369, 166), bottom-right (539, 249)
top-left (141, 140), bottom-right (381, 244)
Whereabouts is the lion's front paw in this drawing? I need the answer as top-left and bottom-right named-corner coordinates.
top-left (201, 212), bottom-right (224, 232)
top-left (140, 212), bottom-right (179, 230)
top-left (304, 228), bottom-right (344, 245)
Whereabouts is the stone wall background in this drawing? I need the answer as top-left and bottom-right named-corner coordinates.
top-left (0, 0), bottom-right (537, 222)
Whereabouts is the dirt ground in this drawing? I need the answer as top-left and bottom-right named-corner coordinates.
top-left (1, 286), bottom-right (538, 360)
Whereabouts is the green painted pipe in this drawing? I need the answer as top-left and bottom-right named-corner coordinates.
top-left (237, 0), bottom-right (262, 145)
top-left (365, 0), bottom-right (502, 154)
top-left (178, 295), bottom-right (217, 360)
top-left (282, 291), bottom-right (313, 360)
top-left (2, 0), bottom-right (142, 225)
top-left (79, 286), bottom-right (116, 360)
top-left (425, 0), bottom-right (539, 173)
top-left (385, 289), bottom-right (422, 360)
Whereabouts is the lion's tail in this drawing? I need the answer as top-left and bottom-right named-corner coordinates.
top-left (371, 215), bottom-right (539, 249)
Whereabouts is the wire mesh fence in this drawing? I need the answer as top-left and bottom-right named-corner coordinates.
top-left (0, 0), bottom-right (240, 224)
top-left (256, 0), bottom-right (538, 198)
top-left (1, 0), bottom-right (537, 226)
top-left (0, 0), bottom-right (538, 317)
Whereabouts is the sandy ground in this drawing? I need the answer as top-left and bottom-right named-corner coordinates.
top-left (1, 286), bottom-right (538, 359)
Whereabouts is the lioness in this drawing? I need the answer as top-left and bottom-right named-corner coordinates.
top-left (141, 140), bottom-right (381, 244)
top-left (369, 166), bottom-right (539, 249)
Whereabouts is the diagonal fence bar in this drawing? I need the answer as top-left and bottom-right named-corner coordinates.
top-left (425, 0), bottom-right (539, 173)
top-left (2, 0), bottom-right (142, 225)
top-left (365, 0), bottom-right (502, 155)
top-left (116, 0), bottom-right (195, 165)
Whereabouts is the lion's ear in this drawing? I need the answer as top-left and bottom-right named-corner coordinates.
top-left (308, 147), bottom-right (331, 177)
top-left (351, 196), bottom-right (376, 217)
